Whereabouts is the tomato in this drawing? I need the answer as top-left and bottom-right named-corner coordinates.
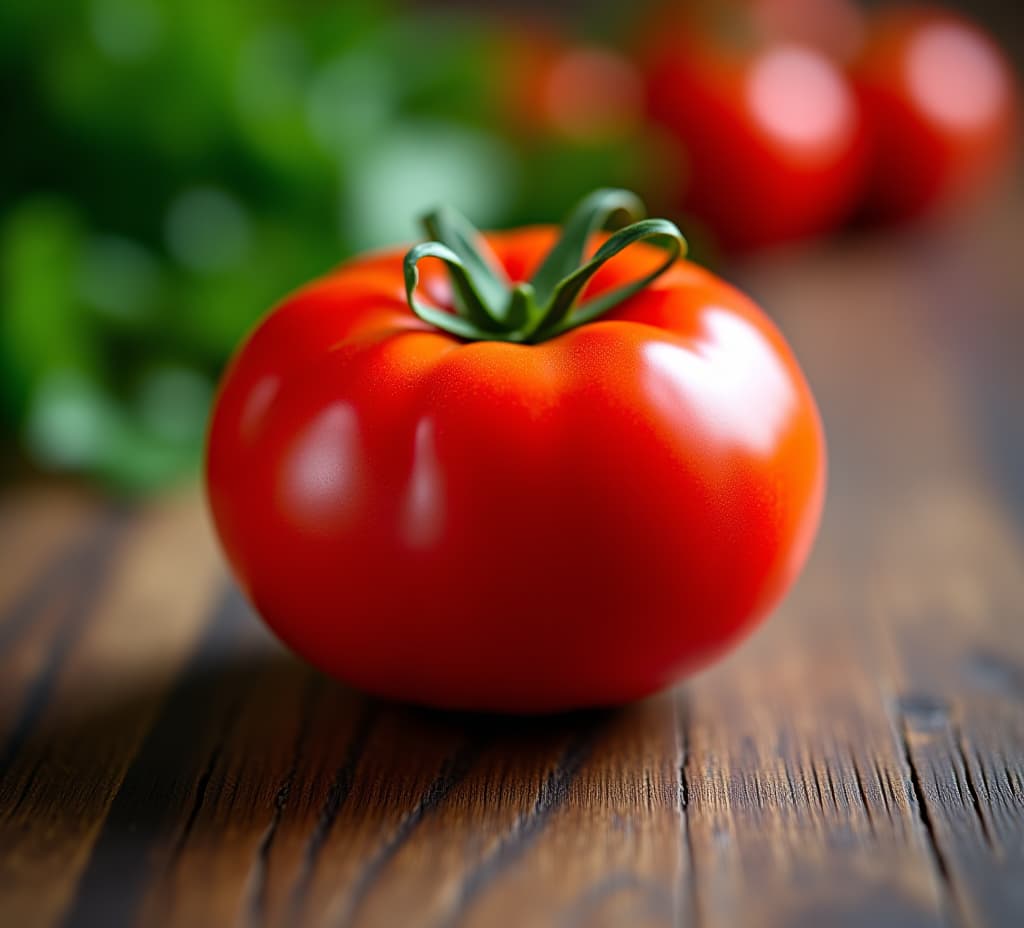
top-left (639, 5), bottom-right (867, 252)
top-left (851, 6), bottom-right (1018, 224)
top-left (494, 26), bottom-right (644, 144)
top-left (206, 190), bottom-right (825, 712)
top-left (747, 0), bottom-right (866, 65)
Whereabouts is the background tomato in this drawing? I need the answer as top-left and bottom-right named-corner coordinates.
top-left (206, 194), bottom-right (826, 712)
top-left (851, 5), bottom-right (1019, 224)
top-left (639, 5), bottom-right (868, 253)
top-left (493, 25), bottom-right (644, 144)
top-left (747, 0), bottom-right (866, 65)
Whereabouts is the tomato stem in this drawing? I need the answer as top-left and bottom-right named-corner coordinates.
top-left (403, 188), bottom-right (687, 344)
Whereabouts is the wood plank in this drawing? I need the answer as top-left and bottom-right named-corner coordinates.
top-left (681, 602), bottom-right (947, 928)
top-left (434, 700), bottom-right (682, 928)
top-left (733, 206), bottom-right (1024, 928)
top-left (0, 485), bottom-right (98, 618)
top-left (124, 666), bottom-right (683, 928)
top-left (657, 233), bottom-right (966, 928)
top-left (0, 486), bottom-right (105, 724)
top-left (865, 215), bottom-right (1024, 928)
top-left (0, 490), bottom-right (224, 928)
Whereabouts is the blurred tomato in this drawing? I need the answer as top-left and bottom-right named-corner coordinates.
top-left (495, 26), bottom-right (644, 144)
top-left (747, 0), bottom-right (866, 65)
top-left (851, 6), bottom-right (1018, 224)
top-left (639, 6), bottom-right (867, 252)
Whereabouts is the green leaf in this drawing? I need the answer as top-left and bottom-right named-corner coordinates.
top-left (0, 199), bottom-right (96, 419)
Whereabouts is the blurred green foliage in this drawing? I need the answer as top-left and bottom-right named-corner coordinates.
top-left (1, 0), bottom-right (646, 490)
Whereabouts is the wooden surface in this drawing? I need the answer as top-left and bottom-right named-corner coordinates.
top-left (2, 202), bottom-right (1023, 928)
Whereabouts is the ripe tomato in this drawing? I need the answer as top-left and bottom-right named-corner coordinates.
top-left (206, 191), bottom-right (825, 712)
top-left (851, 6), bottom-right (1018, 224)
top-left (494, 26), bottom-right (644, 144)
top-left (640, 5), bottom-right (867, 252)
top-left (747, 0), bottom-right (866, 65)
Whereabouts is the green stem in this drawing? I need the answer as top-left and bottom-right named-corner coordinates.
top-left (528, 188), bottom-right (645, 307)
top-left (403, 242), bottom-right (503, 339)
top-left (420, 206), bottom-right (510, 322)
top-left (402, 189), bottom-right (687, 345)
top-left (526, 219), bottom-right (684, 342)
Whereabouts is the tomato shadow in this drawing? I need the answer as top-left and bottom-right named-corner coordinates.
top-left (0, 585), bottom-right (619, 875)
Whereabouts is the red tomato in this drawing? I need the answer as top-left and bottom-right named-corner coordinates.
top-left (851, 6), bottom-right (1018, 223)
top-left (206, 192), bottom-right (825, 712)
top-left (747, 0), bottom-right (866, 65)
top-left (640, 7), bottom-right (867, 252)
top-left (495, 27), bottom-right (644, 143)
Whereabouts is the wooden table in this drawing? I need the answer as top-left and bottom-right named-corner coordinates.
top-left (2, 200), bottom-right (1023, 928)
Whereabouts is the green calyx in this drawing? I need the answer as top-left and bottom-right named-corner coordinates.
top-left (403, 188), bottom-right (687, 345)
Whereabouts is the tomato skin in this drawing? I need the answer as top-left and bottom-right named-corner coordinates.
top-left (640, 10), bottom-right (867, 253)
top-left (747, 0), bottom-right (866, 64)
top-left (851, 7), bottom-right (1018, 224)
top-left (206, 229), bottom-right (826, 712)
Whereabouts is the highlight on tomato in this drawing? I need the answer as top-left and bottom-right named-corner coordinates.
top-left (638, 2), bottom-right (867, 253)
top-left (206, 190), bottom-right (826, 712)
top-left (850, 5), bottom-right (1018, 224)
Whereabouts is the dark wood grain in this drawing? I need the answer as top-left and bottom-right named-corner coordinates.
top-left (1, 198), bottom-right (1023, 927)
